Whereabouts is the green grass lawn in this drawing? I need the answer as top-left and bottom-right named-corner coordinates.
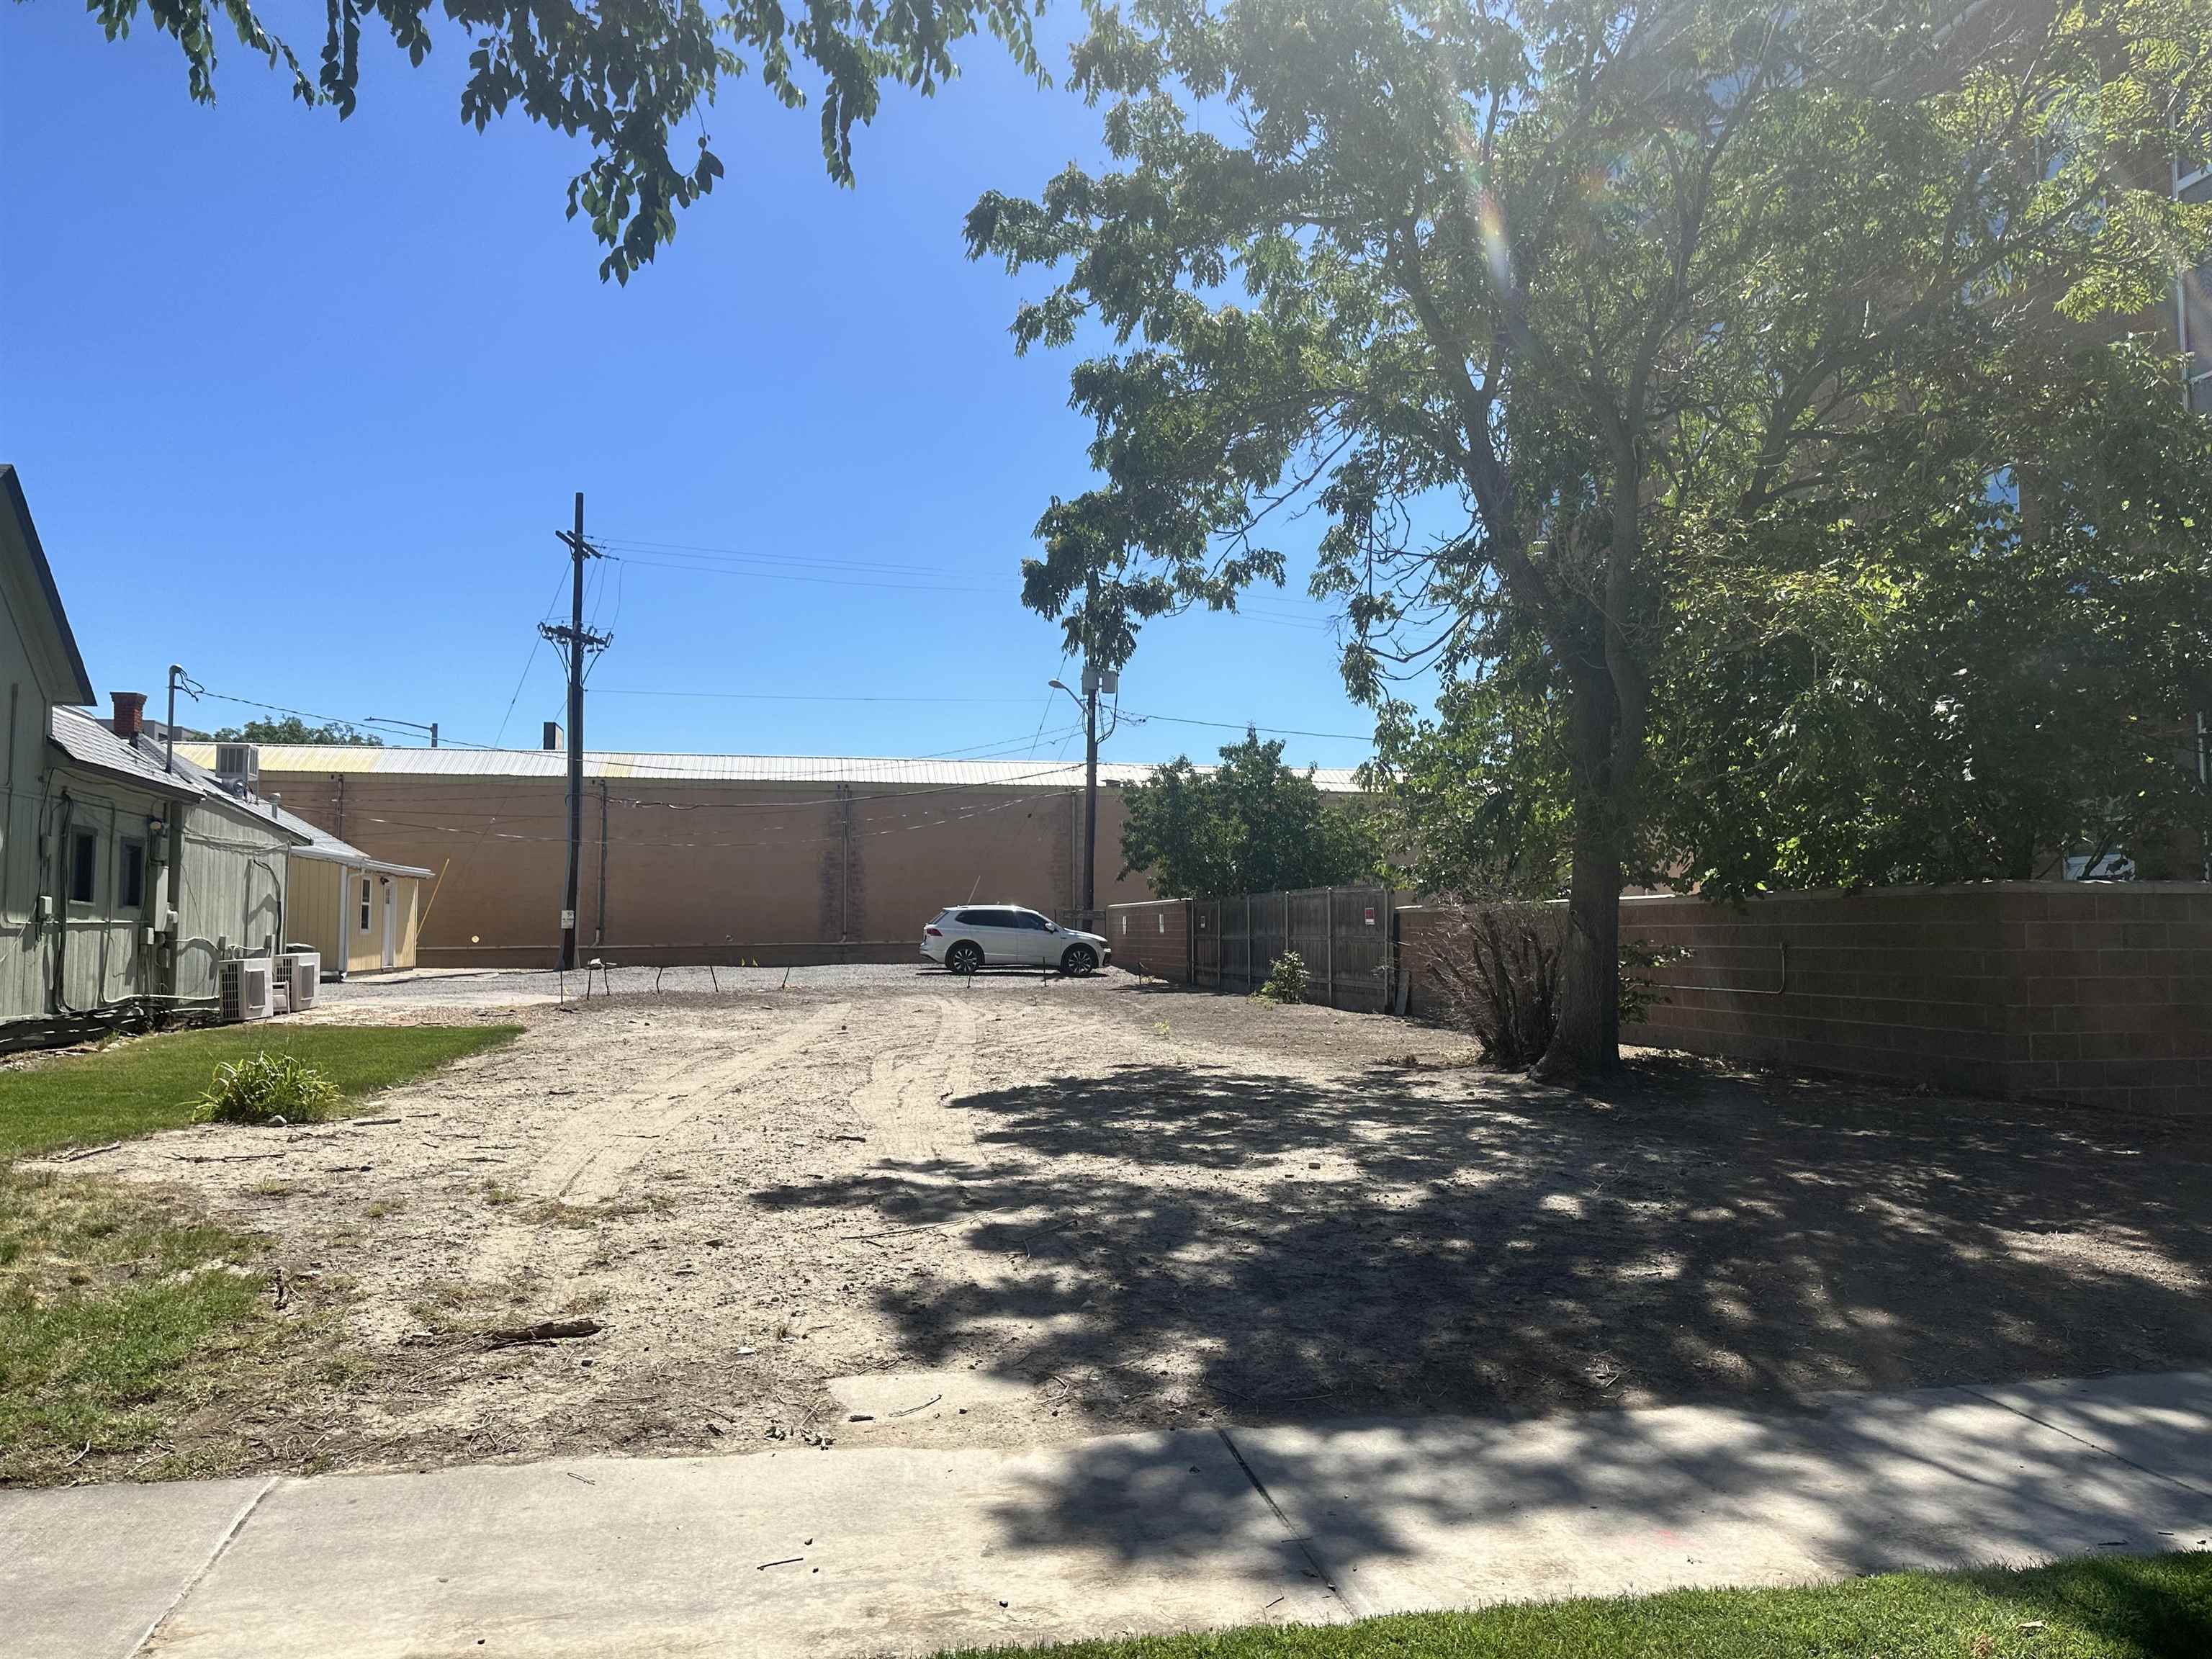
top-left (0, 1022), bottom-right (523, 1159)
top-left (937, 1553), bottom-right (2212, 1659)
top-left (1, 1021), bottom-right (523, 1483)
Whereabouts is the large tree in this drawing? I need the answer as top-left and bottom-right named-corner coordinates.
top-left (1377, 335), bottom-right (2212, 895)
top-left (71, 0), bottom-right (1044, 278)
top-left (971, 0), bottom-right (2212, 1078)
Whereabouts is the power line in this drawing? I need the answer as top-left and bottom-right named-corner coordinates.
top-left (590, 532), bottom-right (945, 575)
top-left (193, 690), bottom-right (490, 749)
top-left (1120, 708), bottom-right (1374, 743)
top-left (592, 687), bottom-right (1043, 706)
top-left (493, 564), bottom-right (573, 748)
top-left (605, 554), bottom-right (993, 595)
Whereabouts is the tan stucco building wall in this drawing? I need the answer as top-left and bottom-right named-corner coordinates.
top-left (244, 767), bottom-right (1156, 967)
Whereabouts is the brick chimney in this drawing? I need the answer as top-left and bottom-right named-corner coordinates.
top-left (111, 691), bottom-right (147, 740)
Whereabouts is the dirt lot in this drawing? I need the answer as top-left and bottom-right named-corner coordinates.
top-left (36, 967), bottom-right (2212, 1481)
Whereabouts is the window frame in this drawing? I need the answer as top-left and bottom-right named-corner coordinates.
top-left (360, 877), bottom-right (373, 933)
top-left (119, 837), bottom-right (145, 910)
top-left (68, 827), bottom-right (99, 907)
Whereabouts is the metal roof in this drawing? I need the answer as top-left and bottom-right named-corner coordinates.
top-left (54, 711), bottom-right (313, 842)
top-left (269, 802), bottom-right (433, 878)
top-left (2, 466), bottom-right (96, 706)
top-left (176, 743), bottom-right (1368, 793)
top-left (51, 708), bottom-right (199, 801)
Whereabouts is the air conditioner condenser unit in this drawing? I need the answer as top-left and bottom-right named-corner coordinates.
top-left (220, 958), bottom-right (274, 1023)
top-left (287, 951), bottom-right (320, 1010)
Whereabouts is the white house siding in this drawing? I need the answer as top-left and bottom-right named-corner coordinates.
top-left (172, 802), bottom-right (292, 1002)
top-left (45, 772), bottom-right (167, 1012)
top-left (0, 613), bottom-right (51, 1020)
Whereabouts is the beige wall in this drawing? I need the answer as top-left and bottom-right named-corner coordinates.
top-left (254, 769), bottom-right (1156, 967)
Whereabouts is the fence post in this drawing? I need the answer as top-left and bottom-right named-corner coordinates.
top-left (1324, 887), bottom-right (1336, 1009)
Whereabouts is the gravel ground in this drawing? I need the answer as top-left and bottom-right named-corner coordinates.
top-left (32, 971), bottom-right (2212, 1484)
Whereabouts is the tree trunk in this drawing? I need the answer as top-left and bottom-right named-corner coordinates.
top-left (1532, 634), bottom-right (1636, 1084)
top-left (1533, 821), bottom-right (1622, 1082)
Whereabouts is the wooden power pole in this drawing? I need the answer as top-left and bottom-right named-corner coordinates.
top-left (546, 493), bottom-right (611, 971)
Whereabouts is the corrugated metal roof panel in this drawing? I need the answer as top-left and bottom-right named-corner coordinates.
top-left (53, 709), bottom-right (198, 799)
top-left (176, 744), bottom-right (1367, 793)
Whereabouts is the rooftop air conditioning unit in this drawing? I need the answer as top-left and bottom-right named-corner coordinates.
top-left (214, 742), bottom-right (261, 788)
top-left (285, 950), bottom-right (320, 1010)
top-left (219, 958), bottom-right (274, 1023)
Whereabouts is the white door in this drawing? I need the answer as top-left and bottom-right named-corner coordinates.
top-left (956, 907), bottom-right (1022, 967)
top-left (380, 881), bottom-right (396, 970)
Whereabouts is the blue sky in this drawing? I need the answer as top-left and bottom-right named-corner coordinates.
top-left (1, 7), bottom-right (1401, 772)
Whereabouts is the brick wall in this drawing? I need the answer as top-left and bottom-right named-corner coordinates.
top-left (1106, 899), bottom-right (1193, 981)
top-left (1618, 884), bottom-right (2212, 1115)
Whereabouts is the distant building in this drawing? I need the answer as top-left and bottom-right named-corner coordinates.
top-left (265, 801), bottom-right (431, 976)
top-left (180, 743), bottom-right (1366, 969)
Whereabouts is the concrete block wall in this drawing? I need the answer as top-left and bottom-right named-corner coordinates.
top-left (1106, 899), bottom-right (1193, 981)
top-left (1619, 884), bottom-right (2212, 1115)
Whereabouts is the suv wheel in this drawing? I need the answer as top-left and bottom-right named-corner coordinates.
top-left (946, 941), bottom-right (984, 975)
top-left (1060, 943), bottom-right (1098, 977)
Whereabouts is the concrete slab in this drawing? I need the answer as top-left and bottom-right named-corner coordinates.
top-left (1959, 1371), bottom-right (2212, 1498)
top-left (0, 1478), bottom-right (269, 1659)
top-left (145, 1431), bottom-right (1340, 1659)
top-left (1225, 1410), bottom-right (1838, 1616)
top-left (1642, 1385), bottom-right (2212, 1571)
top-left (1230, 1384), bottom-right (2212, 1617)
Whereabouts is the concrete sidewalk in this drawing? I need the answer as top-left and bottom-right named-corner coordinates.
top-left (5, 1372), bottom-right (2208, 1659)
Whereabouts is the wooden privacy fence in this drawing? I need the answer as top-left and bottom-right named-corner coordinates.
top-left (1190, 886), bottom-right (1396, 1011)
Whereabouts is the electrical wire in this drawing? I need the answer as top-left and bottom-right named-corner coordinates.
top-left (1119, 708), bottom-right (1373, 743)
top-left (591, 687), bottom-right (1040, 706)
top-left (604, 554), bottom-right (993, 595)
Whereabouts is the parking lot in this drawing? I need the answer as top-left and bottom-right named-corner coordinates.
top-left (60, 968), bottom-right (2212, 1478)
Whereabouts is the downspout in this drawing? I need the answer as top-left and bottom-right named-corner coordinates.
top-left (596, 778), bottom-right (608, 947)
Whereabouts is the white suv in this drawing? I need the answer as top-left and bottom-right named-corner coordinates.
top-left (922, 906), bottom-right (1111, 976)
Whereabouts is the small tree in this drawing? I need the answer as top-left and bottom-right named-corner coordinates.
top-left (1122, 730), bottom-right (1382, 896)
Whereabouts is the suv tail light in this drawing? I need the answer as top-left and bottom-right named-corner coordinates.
top-left (925, 925), bottom-right (943, 936)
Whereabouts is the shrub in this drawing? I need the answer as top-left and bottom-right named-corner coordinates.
top-left (1255, 949), bottom-right (1312, 1004)
top-left (191, 1052), bottom-right (343, 1125)
top-left (1420, 904), bottom-right (1683, 1068)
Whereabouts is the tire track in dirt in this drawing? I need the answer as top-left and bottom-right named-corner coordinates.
top-left (469, 1002), bottom-right (850, 1285)
top-left (842, 995), bottom-right (979, 1165)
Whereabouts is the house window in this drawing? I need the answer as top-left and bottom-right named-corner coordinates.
top-left (68, 828), bottom-right (97, 904)
top-left (360, 878), bottom-right (372, 932)
top-left (120, 840), bottom-right (145, 909)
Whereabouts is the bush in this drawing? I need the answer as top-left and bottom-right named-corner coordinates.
top-left (1255, 949), bottom-right (1312, 1004)
top-left (191, 1052), bottom-right (343, 1125)
top-left (1420, 904), bottom-right (1682, 1067)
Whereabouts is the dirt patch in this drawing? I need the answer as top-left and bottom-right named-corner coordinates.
top-left (27, 972), bottom-right (2212, 1485)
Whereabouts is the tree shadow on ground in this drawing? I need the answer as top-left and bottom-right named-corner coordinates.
top-left (755, 1056), bottom-right (2212, 1575)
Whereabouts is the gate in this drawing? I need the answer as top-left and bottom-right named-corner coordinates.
top-left (1188, 884), bottom-right (1393, 1010)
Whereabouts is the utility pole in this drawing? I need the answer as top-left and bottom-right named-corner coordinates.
top-left (1047, 575), bottom-right (1120, 925)
top-left (546, 493), bottom-right (611, 971)
top-left (1082, 571), bottom-right (1100, 922)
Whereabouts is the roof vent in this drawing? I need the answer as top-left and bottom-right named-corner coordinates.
top-left (214, 743), bottom-right (260, 788)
